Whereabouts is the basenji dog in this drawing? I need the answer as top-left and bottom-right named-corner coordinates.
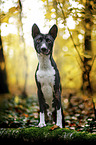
top-left (32, 24), bottom-right (64, 128)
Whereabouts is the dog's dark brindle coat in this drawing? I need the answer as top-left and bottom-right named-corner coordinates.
top-left (32, 24), bottom-right (64, 128)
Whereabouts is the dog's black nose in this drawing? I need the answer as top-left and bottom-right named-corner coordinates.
top-left (41, 47), bottom-right (47, 52)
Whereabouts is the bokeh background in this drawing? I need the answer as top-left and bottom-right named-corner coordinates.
top-left (0, 0), bottom-right (96, 132)
top-left (0, 0), bottom-right (96, 96)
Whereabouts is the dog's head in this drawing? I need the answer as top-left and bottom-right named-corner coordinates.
top-left (32, 24), bottom-right (58, 55)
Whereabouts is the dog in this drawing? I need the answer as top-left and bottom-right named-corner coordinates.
top-left (32, 24), bottom-right (64, 128)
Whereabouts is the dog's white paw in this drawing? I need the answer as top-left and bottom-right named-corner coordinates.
top-left (38, 122), bottom-right (46, 128)
top-left (56, 123), bottom-right (62, 128)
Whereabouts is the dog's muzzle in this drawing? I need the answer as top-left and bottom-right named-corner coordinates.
top-left (41, 43), bottom-right (50, 55)
top-left (41, 47), bottom-right (49, 55)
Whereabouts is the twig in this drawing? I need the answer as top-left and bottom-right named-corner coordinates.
top-left (91, 55), bottom-right (96, 70)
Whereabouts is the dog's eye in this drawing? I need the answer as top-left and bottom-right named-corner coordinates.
top-left (36, 39), bottom-right (41, 43)
top-left (46, 39), bottom-right (51, 43)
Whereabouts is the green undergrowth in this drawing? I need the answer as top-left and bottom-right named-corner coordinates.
top-left (0, 95), bottom-right (96, 144)
top-left (0, 126), bottom-right (96, 144)
top-left (0, 95), bottom-right (96, 133)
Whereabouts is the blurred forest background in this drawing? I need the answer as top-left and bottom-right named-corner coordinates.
top-left (0, 0), bottom-right (96, 131)
top-left (0, 0), bottom-right (96, 96)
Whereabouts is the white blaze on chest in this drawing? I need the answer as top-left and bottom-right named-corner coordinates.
top-left (37, 54), bottom-right (55, 110)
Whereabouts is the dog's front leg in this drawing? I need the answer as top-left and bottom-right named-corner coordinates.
top-left (56, 107), bottom-right (62, 128)
top-left (37, 89), bottom-right (46, 127)
top-left (38, 112), bottom-right (46, 127)
top-left (54, 91), bottom-right (63, 128)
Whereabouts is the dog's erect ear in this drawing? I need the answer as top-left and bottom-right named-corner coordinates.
top-left (32, 23), bottom-right (40, 38)
top-left (49, 24), bottom-right (58, 39)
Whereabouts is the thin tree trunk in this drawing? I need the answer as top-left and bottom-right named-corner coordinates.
top-left (18, 0), bottom-right (28, 97)
top-left (0, 36), bottom-right (9, 94)
top-left (82, 1), bottom-right (93, 94)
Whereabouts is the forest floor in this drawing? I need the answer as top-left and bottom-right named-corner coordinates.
top-left (0, 91), bottom-right (96, 143)
top-left (0, 90), bottom-right (96, 134)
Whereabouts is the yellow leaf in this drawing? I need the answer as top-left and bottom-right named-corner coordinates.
top-left (18, 105), bottom-right (23, 109)
top-left (14, 95), bottom-right (19, 104)
top-left (93, 95), bottom-right (96, 103)
top-left (86, 23), bottom-right (90, 29)
top-left (9, 7), bottom-right (17, 13)
top-left (45, 13), bottom-right (51, 19)
top-left (83, 0), bottom-right (86, 3)
top-left (0, 62), bottom-right (5, 70)
top-left (1, 15), bottom-right (9, 23)
top-left (42, 0), bottom-right (46, 2)
top-left (90, 1), bottom-right (94, 6)
top-left (49, 125), bottom-right (59, 131)
top-left (80, 52), bottom-right (92, 58)
top-left (8, 115), bottom-right (12, 118)
top-left (64, 53), bottom-right (72, 56)
top-left (1, 6), bottom-right (19, 23)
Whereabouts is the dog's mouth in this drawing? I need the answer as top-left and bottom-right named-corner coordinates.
top-left (40, 48), bottom-right (50, 55)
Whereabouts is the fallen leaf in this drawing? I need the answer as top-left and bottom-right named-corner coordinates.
top-left (49, 125), bottom-right (60, 131)
top-left (14, 95), bottom-right (19, 104)
top-left (22, 113), bottom-right (29, 117)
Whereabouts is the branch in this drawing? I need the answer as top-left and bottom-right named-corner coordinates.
top-left (91, 55), bottom-right (96, 70)
top-left (57, 1), bottom-right (84, 63)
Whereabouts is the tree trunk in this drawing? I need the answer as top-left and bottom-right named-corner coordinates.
top-left (18, 0), bottom-right (28, 98)
top-left (82, 1), bottom-right (93, 94)
top-left (0, 36), bottom-right (9, 94)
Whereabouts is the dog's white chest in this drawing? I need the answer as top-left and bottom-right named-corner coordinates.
top-left (37, 54), bottom-right (55, 87)
top-left (36, 54), bottom-right (55, 109)
top-left (37, 68), bottom-right (55, 87)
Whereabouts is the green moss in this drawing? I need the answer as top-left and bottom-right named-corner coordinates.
top-left (0, 126), bottom-right (96, 143)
